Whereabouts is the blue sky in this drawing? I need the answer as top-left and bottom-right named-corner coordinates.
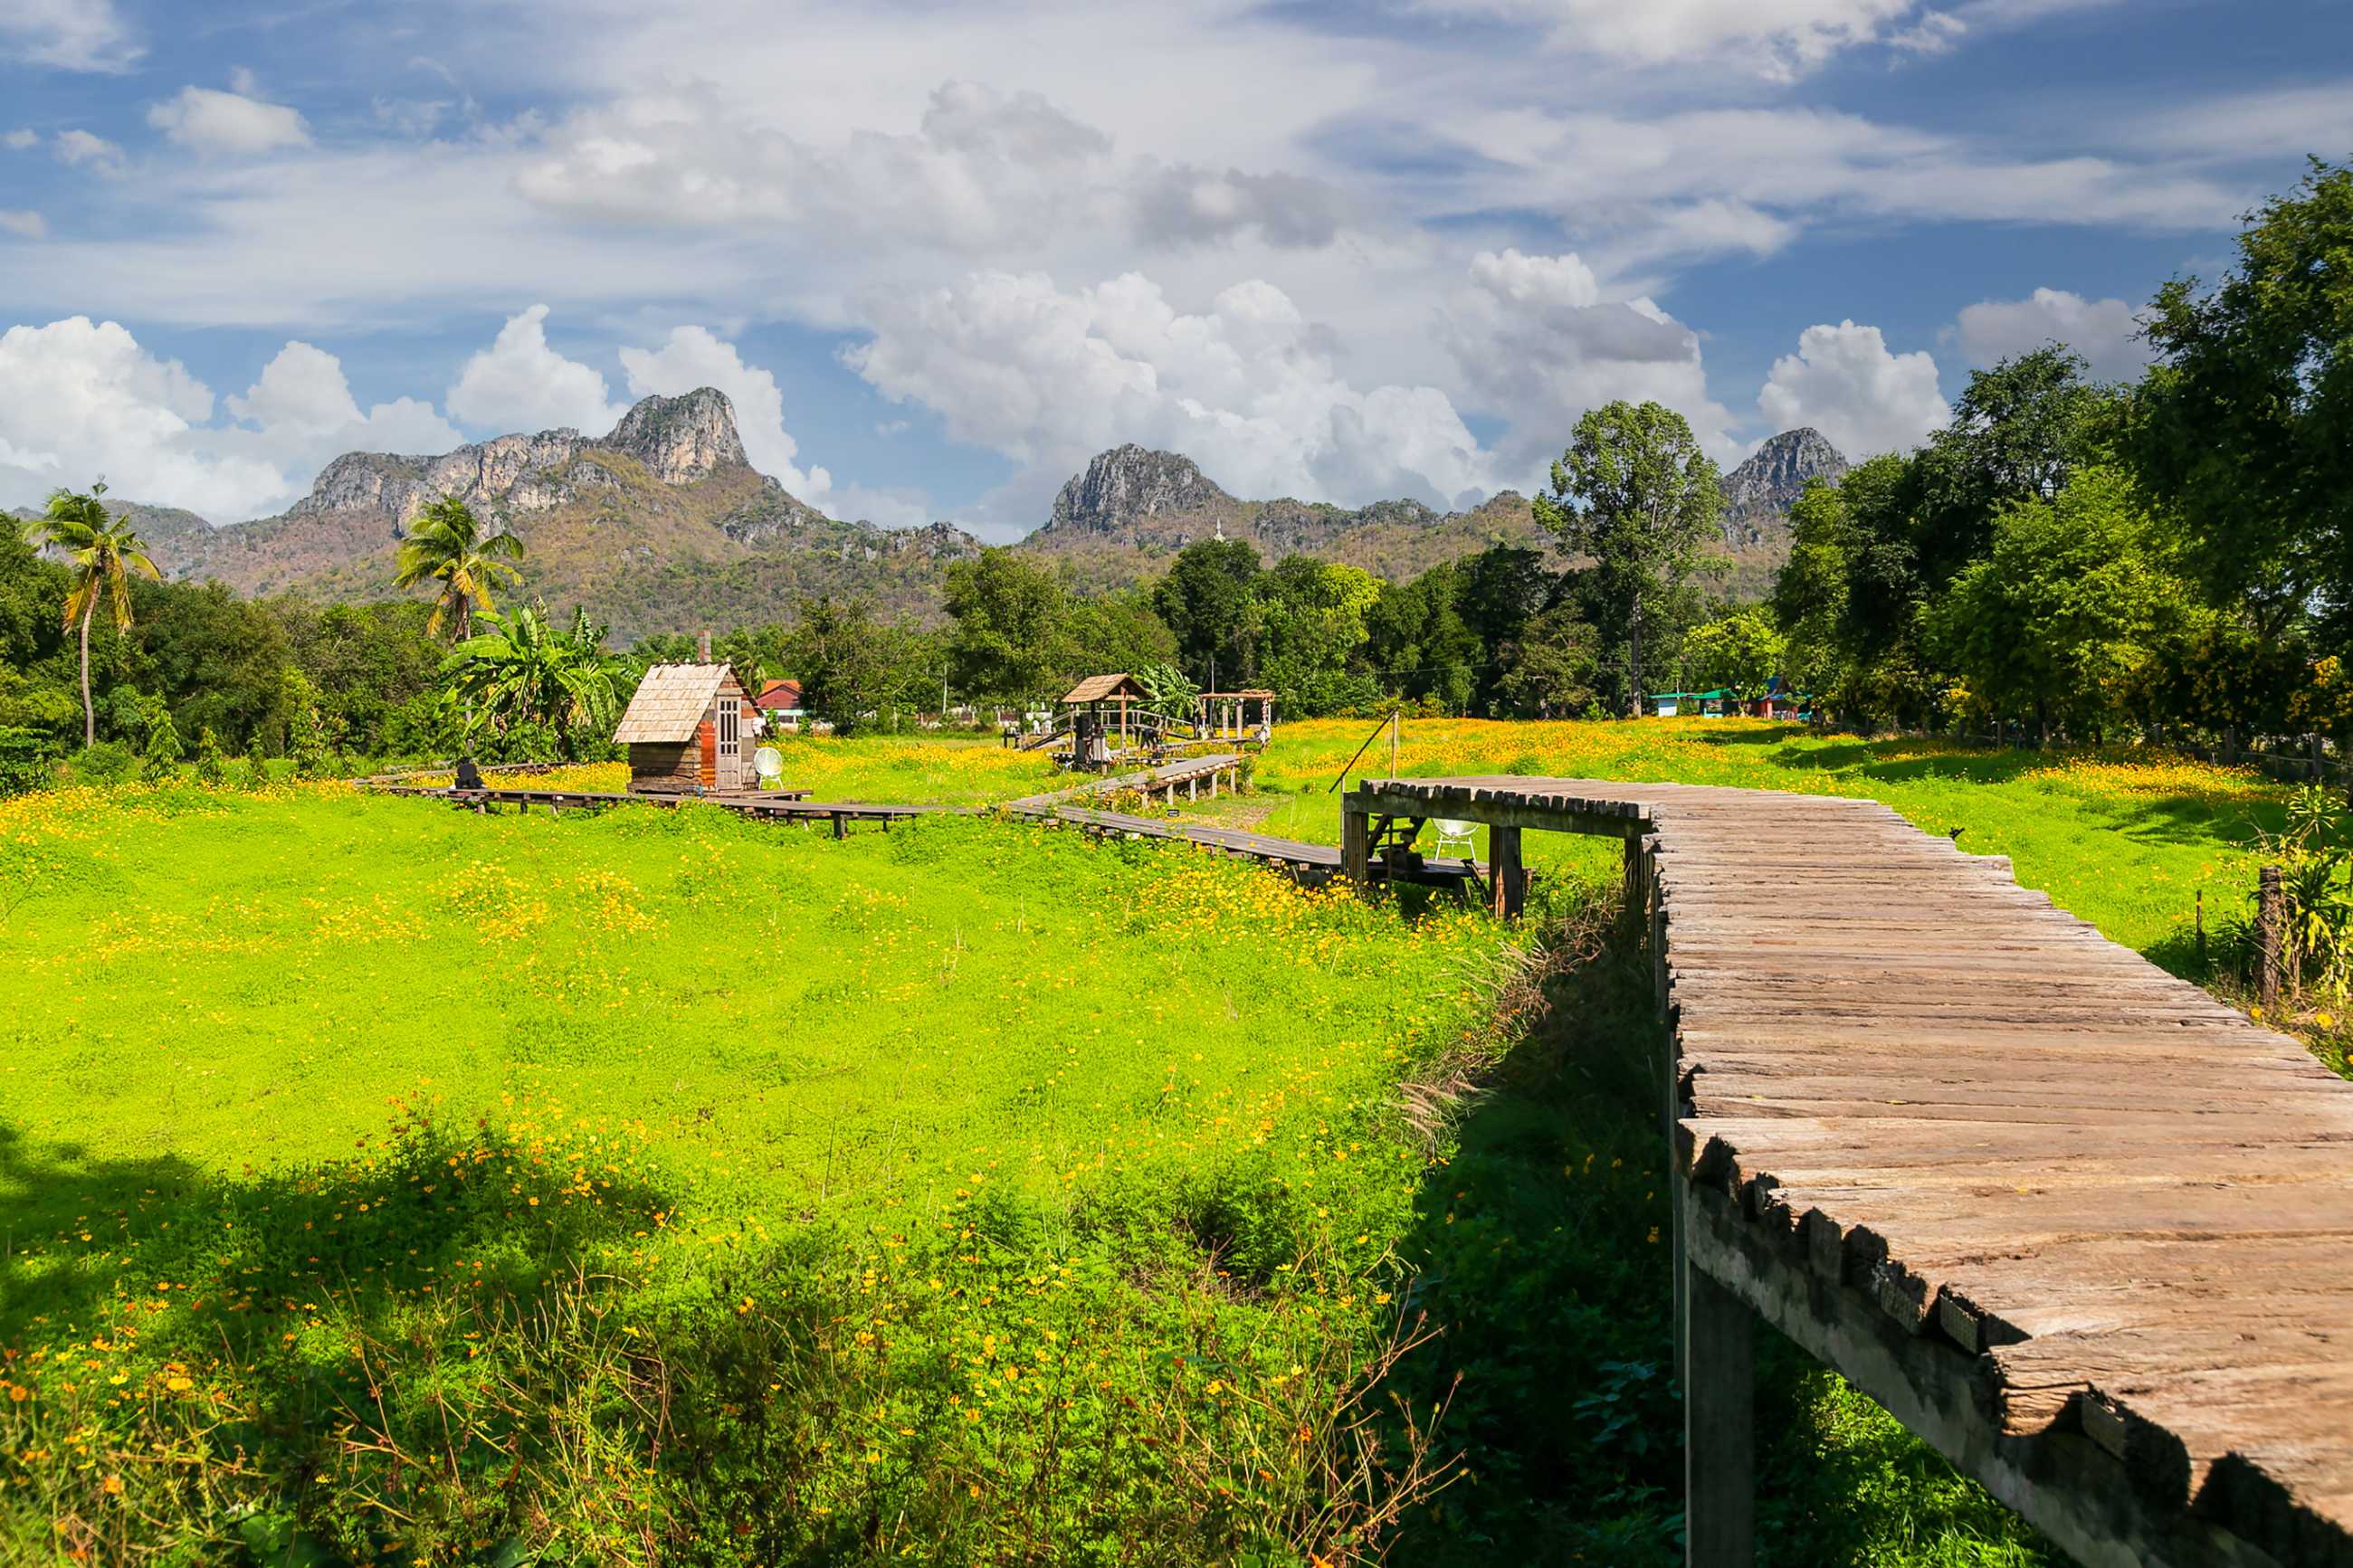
top-left (1, 0), bottom-right (2347, 540)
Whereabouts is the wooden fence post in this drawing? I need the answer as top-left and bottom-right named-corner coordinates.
top-left (2257, 864), bottom-right (2284, 1013)
top-left (2224, 725), bottom-right (2239, 767)
top-left (2311, 734), bottom-right (2326, 784)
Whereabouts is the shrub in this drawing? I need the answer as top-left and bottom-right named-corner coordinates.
top-left (193, 726), bottom-right (228, 785)
top-left (71, 739), bottom-right (136, 785)
top-left (0, 727), bottom-right (58, 796)
top-left (139, 698), bottom-right (184, 784)
top-left (243, 733), bottom-right (271, 790)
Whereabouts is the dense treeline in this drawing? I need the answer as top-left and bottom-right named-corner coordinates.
top-left (1777, 162), bottom-right (2353, 747)
top-left (7, 159), bottom-right (2348, 775)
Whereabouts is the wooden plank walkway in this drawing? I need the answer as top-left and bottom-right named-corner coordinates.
top-left (1007, 756), bottom-right (1491, 889)
top-left (1348, 775), bottom-right (2353, 1568)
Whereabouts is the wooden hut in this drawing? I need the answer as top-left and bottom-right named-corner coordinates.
top-left (615, 661), bottom-right (758, 794)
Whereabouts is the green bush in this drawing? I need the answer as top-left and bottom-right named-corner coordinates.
top-left (0, 727), bottom-right (57, 796)
top-left (70, 738), bottom-right (136, 784)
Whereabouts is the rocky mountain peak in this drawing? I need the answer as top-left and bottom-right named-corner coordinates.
top-left (281, 386), bottom-right (754, 534)
top-left (1724, 428), bottom-right (1846, 513)
top-left (1718, 427), bottom-right (1848, 550)
top-left (605, 387), bottom-right (748, 486)
top-left (1044, 445), bottom-right (1234, 536)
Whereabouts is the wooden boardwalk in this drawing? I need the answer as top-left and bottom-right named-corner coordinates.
top-left (1348, 775), bottom-right (2353, 1568)
top-left (1008, 755), bottom-right (1491, 890)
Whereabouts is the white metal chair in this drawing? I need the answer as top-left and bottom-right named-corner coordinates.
top-left (1431, 819), bottom-right (1477, 859)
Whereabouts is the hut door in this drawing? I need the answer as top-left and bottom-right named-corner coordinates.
top-left (718, 697), bottom-right (741, 787)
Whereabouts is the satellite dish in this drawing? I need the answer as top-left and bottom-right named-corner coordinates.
top-left (753, 746), bottom-right (783, 781)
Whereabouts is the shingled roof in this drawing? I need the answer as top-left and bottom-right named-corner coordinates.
top-left (614, 663), bottom-right (733, 745)
top-left (1062, 673), bottom-right (1148, 704)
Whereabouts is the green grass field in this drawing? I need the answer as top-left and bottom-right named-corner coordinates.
top-left (0, 725), bottom-right (2318, 1565)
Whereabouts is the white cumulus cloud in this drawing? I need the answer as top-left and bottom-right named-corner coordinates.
top-left (0, 319), bottom-right (468, 520)
top-left (1952, 287), bottom-right (2150, 383)
top-left (1439, 248), bottom-right (1738, 472)
top-left (445, 305), bottom-right (625, 436)
top-left (52, 128), bottom-right (124, 172)
top-left (1758, 319), bottom-right (1948, 459)
top-left (0, 211), bottom-right (46, 239)
top-left (848, 269), bottom-right (1491, 526)
top-left (0, 318), bottom-right (276, 516)
top-left (2, 0), bottom-right (139, 71)
top-left (148, 84), bottom-right (311, 156)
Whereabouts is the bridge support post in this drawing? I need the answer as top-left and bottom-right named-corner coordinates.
top-left (1489, 825), bottom-right (1525, 918)
top-left (1341, 793), bottom-right (1371, 894)
top-left (1681, 1251), bottom-right (1756, 1568)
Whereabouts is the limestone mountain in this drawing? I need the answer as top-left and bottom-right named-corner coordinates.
top-left (1719, 428), bottom-right (1846, 551)
top-left (138, 389), bottom-right (977, 641)
top-left (1021, 444), bottom-right (1553, 590)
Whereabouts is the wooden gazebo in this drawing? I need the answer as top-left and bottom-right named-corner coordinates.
top-left (1060, 673), bottom-right (1151, 749)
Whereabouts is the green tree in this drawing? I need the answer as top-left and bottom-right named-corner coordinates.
top-left (787, 596), bottom-right (934, 733)
top-left (138, 695), bottom-right (183, 784)
top-left (943, 549), bottom-right (1068, 703)
top-left (1254, 556), bottom-right (1383, 716)
top-left (24, 482), bottom-right (161, 747)
top-left (1151, 538), bottom-right (1262, 687)
top-left (2131, 158), bottom-right (2353, 642)
top-left (1910, 347), bottom-right (2110, 589)
top-left (443, 603), bottom-right (623, 762)
top-left (1535, 402), bottom-right (1723, 716)
top-left (1683, 609), bottom-right (1786, 701)
top-left (1768, 479), bottom-right (1854, 701)
top-left (1057, 593), bottom-right (1177, 689)
top-left (393, 498), bottom-right (524, 641)
top-left (1496, 603), bottom-right (1599, 718)
top-left (1928, 467), bottom-right (2195, 736)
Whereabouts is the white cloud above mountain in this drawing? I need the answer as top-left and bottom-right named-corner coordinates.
top-left (1758, 320), bottom-right (1948, 460)
top-left (0, 309), bottom-right (880, 527)
top-left (848, 269), bottom-right (1491, 519)
top-left (1952, 288), bottom-right (2151, 382)
top-left (1440, 248), bottom-right (1738, 470)
top-left (445, 306), bottom-right (627, 437)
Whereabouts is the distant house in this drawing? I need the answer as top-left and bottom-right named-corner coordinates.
top-left (615, 662), bottom-right (760, 794)
top-left (757, 678), bottom-right (807, 732)
top-left (1647, 689), bottom-right (1735, 717)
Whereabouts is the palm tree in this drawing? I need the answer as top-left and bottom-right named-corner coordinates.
top-left (443, 603), bottom-right (622, 760)
top-left (24, 481), bottom-right (160, 748)
top-left (394, 496), bottom-right (524, 641)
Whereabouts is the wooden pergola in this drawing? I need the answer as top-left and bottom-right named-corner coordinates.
top-left (1197, 689), bottom-right (1276, 742)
